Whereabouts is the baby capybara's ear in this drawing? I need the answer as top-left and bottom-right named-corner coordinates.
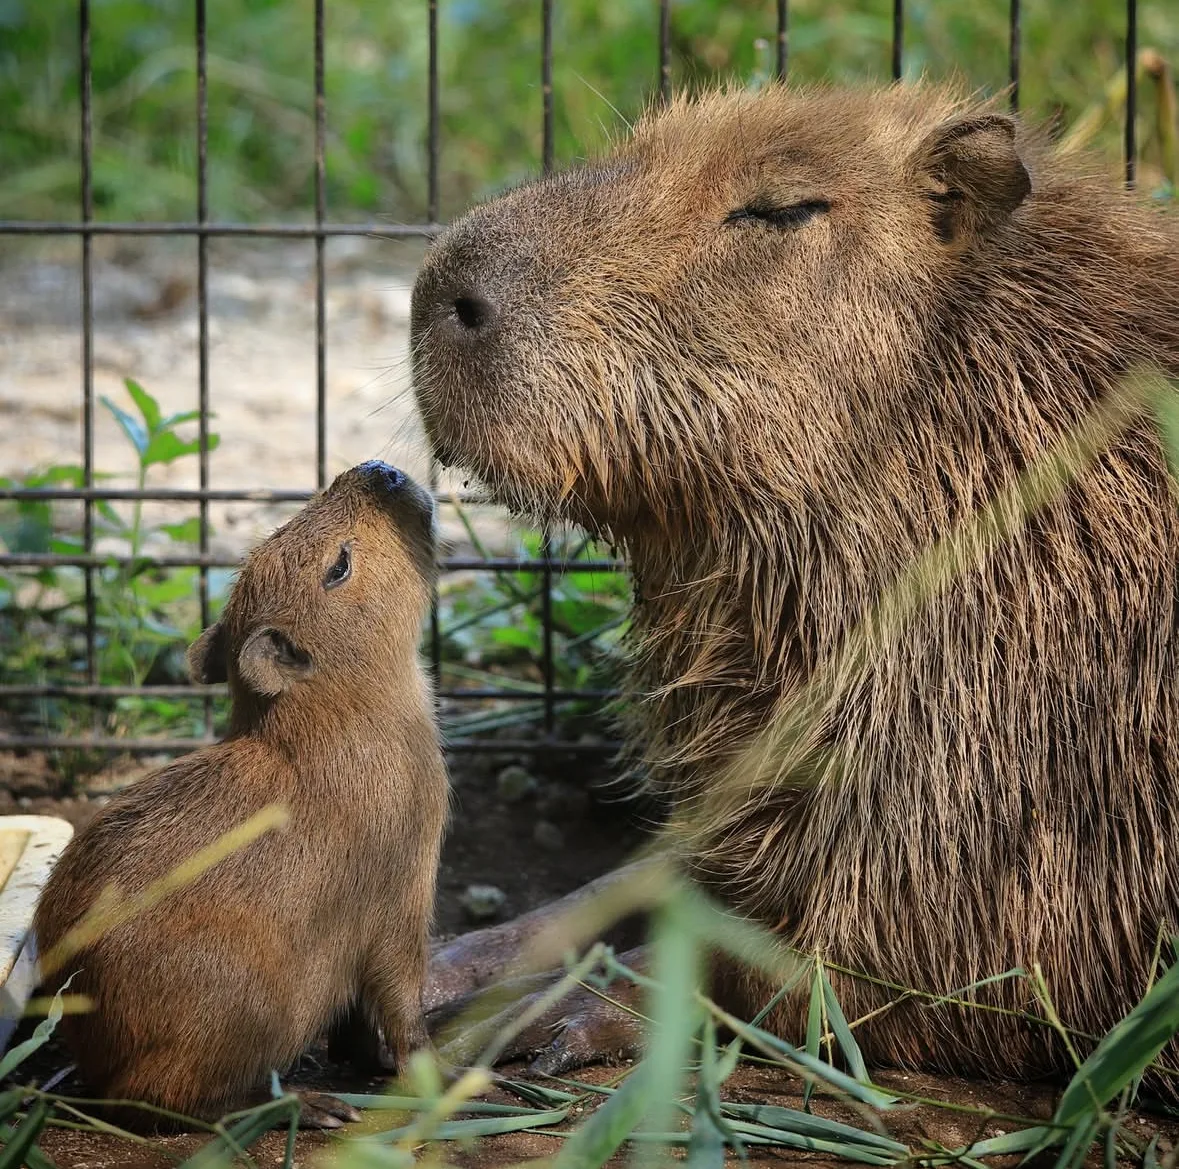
top-left (188, 622), bottom-right (228, 685)
top-left (237, 627), bottom-right (313, 696)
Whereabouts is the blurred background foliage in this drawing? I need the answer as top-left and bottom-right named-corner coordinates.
top-left (1, 0), bottom-right (1177, 226)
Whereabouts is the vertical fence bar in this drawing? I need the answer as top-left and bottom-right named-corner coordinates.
top-left (1125, 0), bottom-right (1137, 188)
top-left (1008, 0), bottom-right (1021, 111)
top-left (79, 0), bottom-right (97, 713)
top-left (659, 0), bottom-right (671, 105)
top-left (891, 0), bottom-right (903, 81)
top-left (314, 0), bottom-right (327, 489)
top-left (196, 0), bottom-right (212, 735)
top-left (426, 0), bottom-right (442, 691)
top-left (540, 0), bottom-right (555, 735)
top-left (776, 0), bottom-right (788, 79)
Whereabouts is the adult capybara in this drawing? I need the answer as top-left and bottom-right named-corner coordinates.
top-left (411, 82), bottom-right (1179, 1088)
top-left (33, 461), bottom-right (448, 1128)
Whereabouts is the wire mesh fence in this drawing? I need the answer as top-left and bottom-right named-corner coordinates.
top-left (0, 0), bottom-right (1148, 767)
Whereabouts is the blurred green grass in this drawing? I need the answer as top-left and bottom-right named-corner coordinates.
top-left (2, 0), bottom-right (1177, 226)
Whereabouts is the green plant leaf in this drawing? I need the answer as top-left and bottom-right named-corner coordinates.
top-left (1050, 950), bottom-right (1179, 1132)
top-left (0, 1100), bottom-right (49, 1169)
top-left (159, 410), bottom-right (203, 430)
top-left (492, 1080), bottom-right (581, 1106)
top-left (158, 518), bottom-right (202, 544)
top-left (142, 431), bottom-right (220, 469)
top-left (553, 1067), bottom-right (651, 1169)
top-left (821, 964), bottom-right (870, 1084)
top-left (368, 1107), bottom-right (570, 1142)
top-left (955, 1125), bottom-right (1055, 1160)
top-left (631, 891), bottom-right (703, 1167)
top-left (178, 1095), bottom-right (299, 1168)
top-left (100, 395), bottom-right (148, 456)
top-left (0, 973), bottom-right (75, 1081)
top-left (719, 1103), bottom-right (906, 1156)
top-left (686, 1016), bottom-right (732, 1168)
top-left (336, 1093), bottom-right (553, 1115)
top-left (722, 1118), bottom-right (900, 1164)
top-left (804, 958), bottom-right (823, 1109)
top-left (123, 378), bottom-right (161, 431)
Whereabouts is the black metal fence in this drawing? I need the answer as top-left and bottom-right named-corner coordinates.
top-left (0, 0), bottom-right (1144, 761)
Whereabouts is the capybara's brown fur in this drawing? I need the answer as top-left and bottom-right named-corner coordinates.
top-left (411, 83), bottom-right (1179, 1087)
top-left (33, 461), bottom-right (448, 1127)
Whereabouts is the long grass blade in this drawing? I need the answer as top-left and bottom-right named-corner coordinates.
top-left (0, 1101), bottom-right (50, 1169)
top-left (804, 958), bottom-right (823, 1109)
top-left (1051, 951), bottom-right (1179, 1131)
top-left (720, 1102), bottom-right (906, 1155)
top-left (0, 975), bottom-right (75, 1081)
top-left (686, 1016), bottom-right (732, 1168)
top-left (553, 1067), bottom-right (652, 1169)
top-left (367, 1107), bottom-right (571, 1143)
top-left (630, 890), bottom-right (702, 1168)
top-left (821, 964), bottom-right (870, 1083)
top-left (335, 1094), bottom-right (548, 1115)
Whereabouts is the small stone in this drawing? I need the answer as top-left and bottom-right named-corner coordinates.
top-left (533, 820), bottom-right (564, 851)
top-left (496, 764), bottom-right (538, 804)
top-left (16, 798), bottom-right (31, 809)
top-left (537, 782), bottom-right (591, 821)
top-left (459, 884), bottom-right (507, 922)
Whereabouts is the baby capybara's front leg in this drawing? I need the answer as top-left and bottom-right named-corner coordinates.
top-left (366, 938), bottom-right (434, 1072)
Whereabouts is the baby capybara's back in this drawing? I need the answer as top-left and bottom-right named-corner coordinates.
top-left (34, 461), bottom-right (447, 1126)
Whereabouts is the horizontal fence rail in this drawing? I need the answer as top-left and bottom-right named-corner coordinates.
top-left (0, 0), bottom-right (1145, 766)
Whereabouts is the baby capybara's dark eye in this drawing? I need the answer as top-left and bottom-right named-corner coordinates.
top-left (323, 543), bottom-right (352, 590)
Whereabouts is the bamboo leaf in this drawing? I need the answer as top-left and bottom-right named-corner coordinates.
top-left (722, 1118), bottom-right (899, 1165)
top-left (336, 1093), bottom-right (549, 1115)
top-left (720, 1102), bottom-right (906, 1155)
top-left (553, 1067), bottom-right (651, 1169)
top-left (1051, 952), bottom-right (1179, 1131)
top-left (369, 1106), bottom-right (570, 1142)
top-left (686, 1016), bottom-right (732, 1169)
top-left (804, 958), bottom-right (823, 1109)
top-left (0, 1101), bottom-right (49, 1169)
top-left (821, 964), bottom-right (870, 1083)
top-left (0, 973), bottom-right (76, 1081)
top-left (631, 890), bottom-right (703, 1168)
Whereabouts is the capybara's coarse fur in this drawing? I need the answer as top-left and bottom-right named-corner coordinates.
top-left (411, 83), bottom-right (1179, 1087)
top-left (33, 461), bottom-right (448, 1127)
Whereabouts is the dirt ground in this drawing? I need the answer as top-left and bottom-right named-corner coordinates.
top-left (1, 750), bottom-right (1177, 1168)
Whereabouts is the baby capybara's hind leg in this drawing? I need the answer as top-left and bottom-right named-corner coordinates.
top-left (104, 1057), bottom-right (361, 1133)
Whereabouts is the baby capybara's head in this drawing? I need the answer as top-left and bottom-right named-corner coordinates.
top-left (189, 461), bottom-right (435, 698)
top-left (410, 83), bottom-right (1040, 534)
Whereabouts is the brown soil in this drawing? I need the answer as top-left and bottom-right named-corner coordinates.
top-left (1, 750), bottom-right (1176, 1168)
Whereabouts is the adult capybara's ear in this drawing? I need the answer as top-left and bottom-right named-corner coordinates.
top-left (237, 627), bottom-right (313, 696)
top-left (912, 113), bottom-right (1031, 246)
top-left (187, 622), bottom-right (228, 685)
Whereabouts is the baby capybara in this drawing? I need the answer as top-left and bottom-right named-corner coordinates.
top-left (33, 460), bottom-right (448, 1128)
top-left (412, 83), bottom-right (1179, 1089)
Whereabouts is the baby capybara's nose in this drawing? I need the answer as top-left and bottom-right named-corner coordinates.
top-left (357, 460), bottom-right (407, 493)
top-left (449, 290), bottom-right (497, 333)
